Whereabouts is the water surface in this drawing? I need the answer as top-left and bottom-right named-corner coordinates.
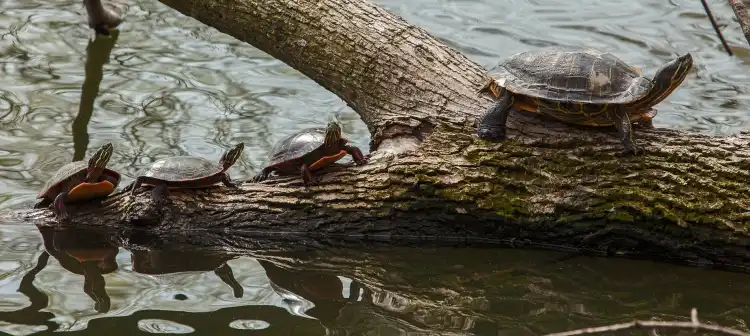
top-left (0, 0), bottom-right (749, 334)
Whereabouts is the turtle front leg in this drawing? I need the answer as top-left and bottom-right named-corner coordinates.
top-left (221, 174), bottom-right (241, 188)
top-left (343, 145), bottom-right (367, 165)
top-left (300, 163), bottom-right (315, 187)
top-left (609, 109), bottom-right (642, 154)
top-left (52, 191), bottom-right (71, 221)
top-left (251, 167), bottom-right (275, 183)
top-left (477, 89), bottom-right (514, 140)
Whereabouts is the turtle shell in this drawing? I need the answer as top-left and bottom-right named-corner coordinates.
top-left (267, 127), bottom-right (335, 166)
top-left (136, 156), bottom-right (224, 182)
top-left (37, 161), bottom-right (121, 198)
top-left (489, 46), bottom-right (653, 104)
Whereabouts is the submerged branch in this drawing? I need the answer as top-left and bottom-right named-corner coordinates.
top-left (728, 0), bottom-right (750, 47)
top-left (546, 308), bottom-right (750, 336)
top-left (702, 0), bottom-right (733, 55)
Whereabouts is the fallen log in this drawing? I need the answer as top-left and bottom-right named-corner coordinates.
top-left (13, 0), bottom-right (750, 271)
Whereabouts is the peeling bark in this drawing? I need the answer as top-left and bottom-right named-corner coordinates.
top-left (11, 0), bottom-right (750, 271)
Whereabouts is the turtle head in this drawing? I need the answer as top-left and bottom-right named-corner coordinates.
top-left (478, 78), bottom-right (502, 97)
top-left (85, 143), bottom-right (113, 182)
top-left (646, 53), bottom-right (693, 106)
top-left (324, 121), bottom-right (342, 148)
top-left (219, 142), bottom-right (245, 170)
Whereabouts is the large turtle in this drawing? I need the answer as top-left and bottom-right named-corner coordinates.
top-left (123, 142), bottom-right (244, 206)
top-left (476, 46), bottom-right (693, 153)
top-left (34, 143), bottom-right (121, 220)
top-left (251, 121), bottom-right (367, 186)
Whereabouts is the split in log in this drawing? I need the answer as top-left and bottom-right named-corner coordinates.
top-left (10, 0), bottom-right (750, 272)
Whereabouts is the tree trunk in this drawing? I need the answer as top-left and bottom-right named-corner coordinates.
top-left (13, 0), bottom-right (750, 271)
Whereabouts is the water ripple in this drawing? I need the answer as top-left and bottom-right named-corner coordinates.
top-left (228, 319), bottom-right (271, 330)
top-left (137, 319), bottom-right (195, 334)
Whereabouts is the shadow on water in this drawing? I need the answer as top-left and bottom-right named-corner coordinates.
top-left (0, 225), bottom-right (748, 335)
top-left (72, 31), bottom-right (120, 161)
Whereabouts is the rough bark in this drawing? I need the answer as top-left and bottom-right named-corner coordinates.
top-left (10, 0), bottom-right (750, 271)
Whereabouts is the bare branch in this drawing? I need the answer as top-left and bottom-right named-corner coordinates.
top-left (701, 0), bottom-right (732, 55)
top-left (545, 309), bottom-right (750, 336)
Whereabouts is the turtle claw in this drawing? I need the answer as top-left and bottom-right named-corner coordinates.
top-left (621, 140), bottom-right (643, 155)
top-left (306, 178), bottom-right (322, 187)
top-left (476, 127), bottom-right (506, 141)
top-left (251, 168), bottom-right (273, 183)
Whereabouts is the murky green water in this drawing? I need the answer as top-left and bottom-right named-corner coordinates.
top-left (0, 0), bottom-right (749, 334)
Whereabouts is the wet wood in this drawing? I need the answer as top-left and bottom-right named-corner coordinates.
top-left (11, 0), bottom-right (750, 272)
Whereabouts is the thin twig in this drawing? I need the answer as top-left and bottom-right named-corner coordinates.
top-left (701, 0), bottom-right (733, 55)
top-left (727, 0), bottom-right (750, 47)
top-left (545, 308), bottom-right (750, 336)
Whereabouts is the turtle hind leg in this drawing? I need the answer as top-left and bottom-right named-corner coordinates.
top-left (477, 89), bottom-right (514, 140)
top-left (34, 198), bottom-right (52, 209)
top-left (251, 167), bottom-right (275, 183)
top-left (150, 184), bottom-right (170, 208)
top-left (124, 177), bottom-right (145, 196)
top-left (610, 109), bottom-right (642, 154)
top-left (221, 174), bottom-right (241, 188)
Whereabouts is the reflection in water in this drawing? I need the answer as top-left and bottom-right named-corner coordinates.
top-left (0, 251), bottom-right (57, 332)
top-left (0, 226), bottom-right (746, 335)
top-left (130, 247), bottom-right (244, 299)
top-left (83, 0), bottom-right (124, 36)
top-left (73, 31), bottom-right (120, 161)
top-left (38, 227), bottom-right (118, 314)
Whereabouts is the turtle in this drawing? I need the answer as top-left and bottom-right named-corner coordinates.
top-left (84, 0), bottom-right (123, 36)
top-left (476, 46), bottom-right (693, 154)
top-left (34, 143), bottom-right (121, 221)
top-left (251, 121), bottom-right (367, 186)
top-left (122, 142), bottom-right (245, 205)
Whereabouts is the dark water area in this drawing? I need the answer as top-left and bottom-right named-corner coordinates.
top-left (1, 224), bottom-right (750, 335)
top-left (0, 0), bottom-right (749, 334)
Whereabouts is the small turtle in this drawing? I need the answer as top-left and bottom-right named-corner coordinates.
top-left (252, 121), bottom-right (367, 186)
top-left (84, 0), bottom-right (123, 35)
top-left (123, 142), bottom-right (245, 205)
top-left (34, 143), bottom-right (121, 220)
top-left (476, 46), bottom-right (693, 153)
